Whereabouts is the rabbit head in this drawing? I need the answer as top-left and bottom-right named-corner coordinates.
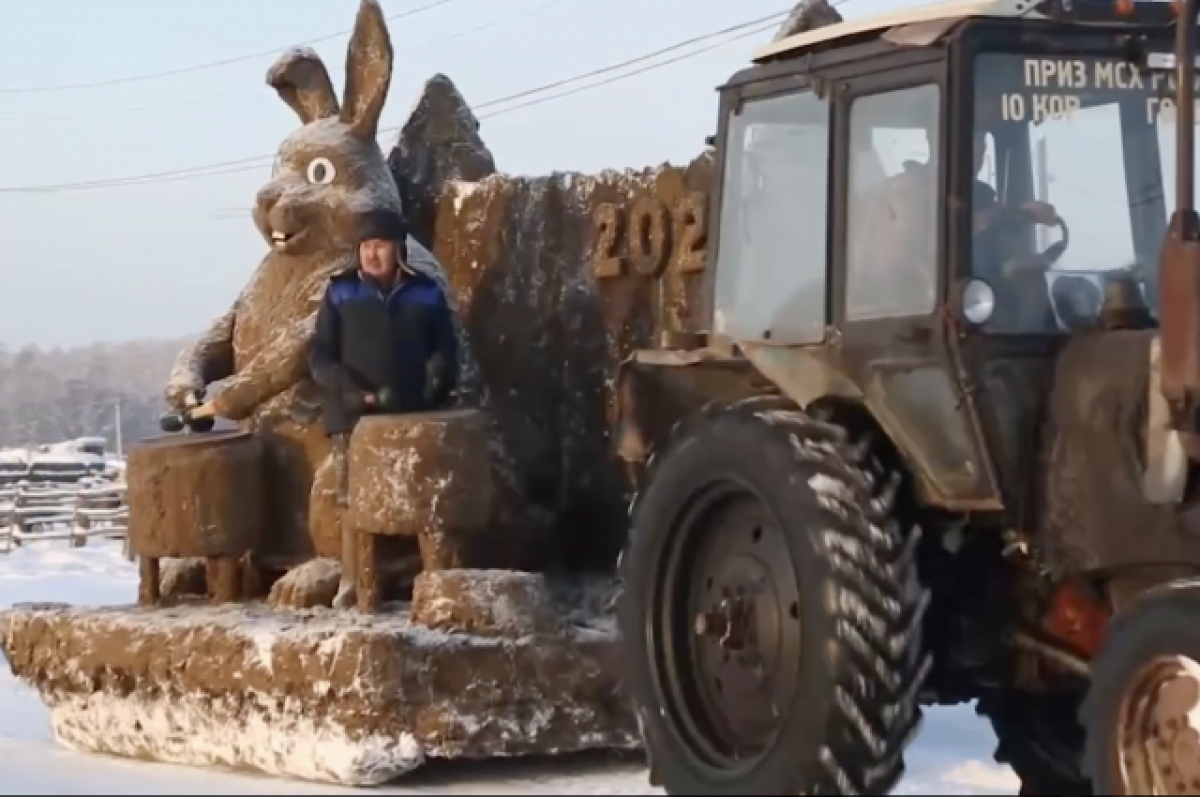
top-left (254, 0), bottom-right (400, 256)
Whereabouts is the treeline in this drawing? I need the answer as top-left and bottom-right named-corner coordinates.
top-left (0, 339), bottom-right (191, 450)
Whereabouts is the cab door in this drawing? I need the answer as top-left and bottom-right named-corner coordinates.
top-left (709, 78), bottom-right (836, 355)
top-left (832, 62), bottom-right (1002, 510)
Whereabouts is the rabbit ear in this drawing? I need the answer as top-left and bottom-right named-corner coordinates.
top-left (341, 0), bottom-right (393, 141)
top-left (267, 48), bottom-right (340, 123)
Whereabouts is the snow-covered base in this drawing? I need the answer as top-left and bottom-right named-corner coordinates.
top-left (48, 689), bottom-right (422, 786)
top-left (2, 541), bottom-right (1028, 795)
top-left (2, 577), bottom-right (637, 787)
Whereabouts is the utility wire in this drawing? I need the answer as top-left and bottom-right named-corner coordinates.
top-left (0, 0), bottom-right (461, 95)
top-left (0, 10), bottom-right (790, 194)
top-left (478, 19), bottom-right (781, 121)
top-left (459, 12), bottom-right (789, 117)
top-left (0, 0), bottom-right (578, 123)
top-left (212, 17), bottom-right (785, 221)
top-left (208, 9), bottom-right (832, 222)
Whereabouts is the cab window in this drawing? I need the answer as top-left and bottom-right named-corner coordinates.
top-left (845, 83), bottom-right (941, 321)
top-left (712, 89), bottom-right (830, 344)
top-left (972, 53), bottom-right (1165, 334)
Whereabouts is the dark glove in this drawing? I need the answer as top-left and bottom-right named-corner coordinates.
top-left (343, 391), bottom-right (370, 414)
top-left (180, 390), bottom-right (213, 432)
top-left (424, 354), bottom-right (451, 407)
top-left (374, 386), bottom-right (397, 412)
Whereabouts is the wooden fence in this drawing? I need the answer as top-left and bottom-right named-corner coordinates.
top-left (0, 480), bottom-right (128, 554)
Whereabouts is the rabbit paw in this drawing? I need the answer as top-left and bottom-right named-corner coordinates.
top-left (268, 557), bottom-right (342, 610)
top-left (165, 377), bottom-right (205, 413)
top-left (160, 557), bottom-right (207, 598)
top-left (332, 577), bottom-right (357, 610)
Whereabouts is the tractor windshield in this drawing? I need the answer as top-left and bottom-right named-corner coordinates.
top-left (971, 51), bottom-right (1197, 334)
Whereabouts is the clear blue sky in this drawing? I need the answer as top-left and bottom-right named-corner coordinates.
top-left (4, 0), bottom-right (885, 348)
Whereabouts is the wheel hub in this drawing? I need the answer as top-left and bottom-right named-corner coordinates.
top-left (694, 574), bottom-right (774, 705)
top-left (1119, 656), bottom-right (1200, 794)
top-left (694, 593), bottom-right (754, 651)
top-left (655, 492), bottom-right (802, 767)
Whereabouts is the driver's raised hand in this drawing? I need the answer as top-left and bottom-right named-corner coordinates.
top-left (1020, 200), bottom-right (1059, 225)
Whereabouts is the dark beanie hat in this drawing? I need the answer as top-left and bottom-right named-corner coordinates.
top-left (357, 208), bottom-right (409, 244)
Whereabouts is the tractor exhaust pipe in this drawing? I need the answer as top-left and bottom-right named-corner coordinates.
top-left (1159, 0), bottom-right (1200, 457)
top-left (1175, 0), bottom-right (1196, 213)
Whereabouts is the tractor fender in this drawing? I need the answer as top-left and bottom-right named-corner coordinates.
top-left (613, 347), bottom-right (772, 466)
top-left (614, 340), bottom-right (864, 467)
top-left (1106, 574), bottom-right (1200, 616)
top-left (738, 342), bottom-right (864, 407)
top-left (617, 343), bottom-right (965, 507)
top-left (740, 343), bottom-right (997, 509)
top-left (1143, 335), bottom-right (1190, 504)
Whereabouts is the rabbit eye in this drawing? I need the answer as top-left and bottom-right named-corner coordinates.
top-left (306, 157), bottom-right (336, 185)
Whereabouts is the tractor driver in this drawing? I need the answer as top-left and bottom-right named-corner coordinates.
top-left (970, 127), bottom-right (1070, 330)
top-left (971, 128), bottom-right (1060, 286)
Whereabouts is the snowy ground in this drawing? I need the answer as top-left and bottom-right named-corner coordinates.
top-left (0, 540), bottom-right (1020, 795)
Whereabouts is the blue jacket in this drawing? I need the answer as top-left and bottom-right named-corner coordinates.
top-left (308, 265), bottom-right (459, 435)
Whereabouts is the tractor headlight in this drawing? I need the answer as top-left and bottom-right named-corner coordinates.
top-left (961, 279), bottom-right (995, 326)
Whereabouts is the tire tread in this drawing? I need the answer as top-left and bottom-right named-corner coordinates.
top-left (620, 397), bottom-right (929, 795)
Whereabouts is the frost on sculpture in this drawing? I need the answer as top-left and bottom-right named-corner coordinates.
top-left (0, 0), bottom-right (716, 785)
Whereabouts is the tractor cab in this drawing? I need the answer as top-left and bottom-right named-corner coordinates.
top-left (705, 0), bottom-right (1188, 513)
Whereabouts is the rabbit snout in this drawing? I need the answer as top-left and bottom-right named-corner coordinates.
top-left (253, 183), bottom-right (317, 251)
top-left (252, 120), bottom-right (400, 254)
top-left (253, 175), bottom-right (334, 252)
top-left (257, 184), bottom-right (303, 230)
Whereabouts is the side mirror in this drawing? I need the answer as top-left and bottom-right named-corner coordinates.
top-left (951, 278), bottom-right (996, 328)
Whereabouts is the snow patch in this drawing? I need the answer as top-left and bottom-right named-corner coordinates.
top-left (278, 45), bottom-right (322, 64)
top-left (449, 180), bottom-right (481, 213)
top-left (809, 472), bottom-right (854, 502)
top-left (49, 689), bottom-right (423, 786)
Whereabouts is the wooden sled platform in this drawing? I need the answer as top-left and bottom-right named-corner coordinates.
top-left (0, 570), bottom-right (640, 786)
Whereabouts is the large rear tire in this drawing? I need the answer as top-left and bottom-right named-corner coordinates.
top-left (978, 690), bottom-right (1091, 795)
top-left (619, 397), bottom-right (930, 794)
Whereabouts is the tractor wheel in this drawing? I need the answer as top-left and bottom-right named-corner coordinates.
top-left (978, 690), bottom-right (1091, 795)
top-left (618, 396), bottom-right (930, 795)
top-left (1082, 581), bottom-right (1200, 795)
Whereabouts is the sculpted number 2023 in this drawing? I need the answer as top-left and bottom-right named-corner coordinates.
top-left (592, 192), bottom-right (709, 280)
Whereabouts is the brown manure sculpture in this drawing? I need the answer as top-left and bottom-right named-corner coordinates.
top-left (0, 0), bottom-right (735, 783)
top-left (0, 0), bottom-right (728, 768)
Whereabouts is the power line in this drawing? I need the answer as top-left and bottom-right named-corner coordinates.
top-left (460, 13), bottom-right (788, 117)
top-left (0, 10), bottom-right (789, 194)
top-left (0, 0), bottom-right (461, 95)
top-left (211, 17), bottom-right (785, 221)
top-left (478, 19), bottom-right (781, 121)
top-left (0, 0), bottom-right (579, 124)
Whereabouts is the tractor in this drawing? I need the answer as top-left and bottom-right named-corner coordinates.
top-left (615, 0), bottom-right (1200, 793)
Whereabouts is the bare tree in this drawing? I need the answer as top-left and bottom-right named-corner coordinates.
top-left (0, 337), bottom-right (192, 450)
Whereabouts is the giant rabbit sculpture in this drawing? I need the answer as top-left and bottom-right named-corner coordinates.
top-left (162, 0), bottom-right (452, 608)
